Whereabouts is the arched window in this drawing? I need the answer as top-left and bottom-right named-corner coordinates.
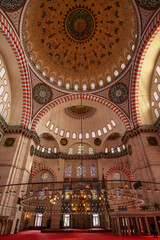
top-left (98, 130), bottom-right (102, 136)
top-left (68, 148), bottom-right (73, 155)
top-left (57, 80), bottom-right (62, 86)
top-left (78, 145), bottom-right (84, 155)
top-left (156, 66), bottom-right (160, 76)
top-left (154, 91), bottom-right (159, 101)
top-left (36, 145), bottom-right (40, 150)
top-left (48, 147), bottom-right (51, 153)
top-left (103, 127), bottom-right (107, 133)
top-left (0, 56), bottom-right (11, 123)
top-left (117, 147), bottom-right (121, 152)
top-left (77, 164), bottom-right (85, 176)
top-left (107, 124), bottom-right (112, 130)
top-left (54, 147), bottom-right (57, 153)
top-left (54, 127), bottom-right (58, 134)
top-left (111, 148), bottom-right (114, 153)
top-left (74, 84), bottom-right (78, 91)
top-left (91, 164), bottom-right (96, 177)
top-left (83, 84), bottom-right (87, 90)
top-left (46, 121), bottom-right (50, 127)
top-left (79, 133), bottom-right (83, 139)
top-left (41, 147), bottom-right (45, 152)
top-left (50, 124), bottom-right (54, 131)
top-left (0, 85), bottom-right (4, 96)
top-left (66, 83), bottom-right (70, 89)
top-left (66, 165), bottom-right (71, 177)
top-left (0, 67), bottom-right (5, 79)
top-left (60, 129), bottom-right (64, 136)
top-left (155, 108), bottom-right (159, 118)
top-left (89, 147), bottom-right (94, 155)
top-left (85, 133), bottom-right (89, 139)
top-left (0, 103), bottom-right (3, 113)
top-left (72, 133), bottom-right (76, 139)
top-left (3, 92), bottom-right (8, 102)
top-left (111, 120), bottom-right (116, 126)
top-left (4, 79), bottom-right (7, 86)
top-left (66, 132), bottom-right (70, 138)
top-left (3, 109), bottom-right (7, 120)
top-left (105, 147), bottom-right (108, 153)
top-left (92, 131), bottom-right (96, 138)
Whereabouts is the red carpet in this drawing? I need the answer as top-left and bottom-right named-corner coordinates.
top-left (0, 231), bottom-right (158, 240)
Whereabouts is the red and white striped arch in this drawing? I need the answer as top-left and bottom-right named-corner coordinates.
top-left (105, 165), bottom-right (134, 180)
top-left (131, 12), bottom-right (160, 127)
top-left (29, 166), bottom-right (57, 183)
top-left (0, 11), bottom-right (31, 127)
top-left (31, 94), bottom-right (131, 131)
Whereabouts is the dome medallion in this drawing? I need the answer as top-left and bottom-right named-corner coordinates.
top-left (65, 8), bottom-right (96, 42)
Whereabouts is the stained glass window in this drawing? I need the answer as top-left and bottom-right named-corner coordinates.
top-left (91, 189), bottom-right (98, 200)
top-left (66, 165), bottom-right (71, 177)
top-left (77, 164), bottom-right (85, 176)
top-left (91, 164), bottom-right (96, 177)
top-left (40, 171), bottom-right (49, 182)
top-left (113, 172), bottom-right (121, 180)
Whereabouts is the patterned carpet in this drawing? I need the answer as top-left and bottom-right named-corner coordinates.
top-left (0, 230), bottom-right (158, 240)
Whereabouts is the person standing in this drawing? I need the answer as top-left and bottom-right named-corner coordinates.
top-left (151, 222), bottom-right (158, 238)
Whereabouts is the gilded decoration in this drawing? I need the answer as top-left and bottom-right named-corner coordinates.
top-left (0, 0), bottom-right (26, 11)
top-left (60, 138), bottom-right (68, 146)
top-left (33, 84), bottom-right (52, 104)
top-left (109, 83), bottom-right (128, 104)
top-left (23, 0), bottom-right (138, 90)
top-left (65, 8), bottom-right (96, 42)
top-left (64, 105), bottom-right (97, 119)
top-left (94, 138), bottom-right (101, 146)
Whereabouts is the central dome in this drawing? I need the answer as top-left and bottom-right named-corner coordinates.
top-left (23, 0), bottom-right (138, 91)
top-left (65, 8), bottom-right (95, 42)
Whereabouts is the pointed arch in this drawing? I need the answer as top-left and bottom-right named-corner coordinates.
top-left (31, 94), bottom-right (131, 131)
top-left (0, 11), bottom-right (31, 127)
top-left (105, 165), bottom-right (134, 180)
top-left (29, 166), bottom-right (57, 183)
top-left (131, 12), bottom-right (160, 127)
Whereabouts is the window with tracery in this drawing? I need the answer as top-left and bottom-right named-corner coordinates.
top-left (91, 164), bottom-right (96, 177)
top-left (77, 164), bottom-right (85, 176)
top-left (66, 165), bottom-right (71, 177)
top-left (151, 65), bottom-right (160, 119)
top-left (89, 147), bottom-right (94, 155)
top-left (78, 145), bottom-right (84, 155)
top-left (0, 55), bottom-right (11, 122)
top-left (68, 147), bottom-right (73, 155)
